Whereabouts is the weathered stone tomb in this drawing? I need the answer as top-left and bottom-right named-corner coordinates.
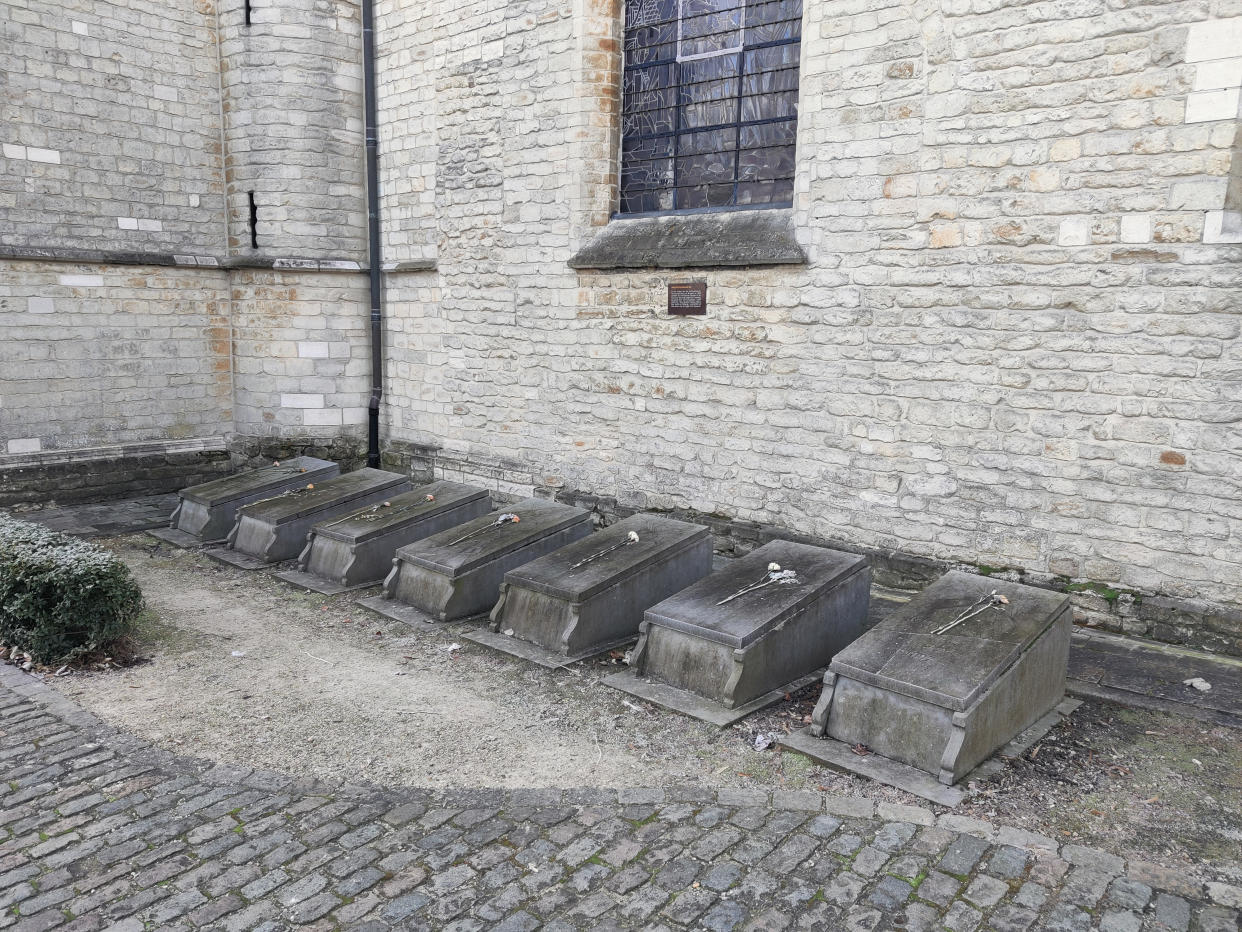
top-left (810, 570), bottom-right (1071, 785)
top-left (372, 497), bottom-right (593, 622)
top-left (210, 468), bottom-right (411, 568)
top-left (153, 457), bottom-right (339, 547)
top-left (273, 480), bottom-right (491, 594)
top-left (607, 540), bottom-right (871, 725)
top-left (466, 514), bottom-right (712, 666)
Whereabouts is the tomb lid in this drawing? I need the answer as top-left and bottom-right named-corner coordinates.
top-left (503, 515), bottom-right (710, 601)
top-left (645, 540), bottom-right (868, 649)
top-left (396, 498), bottom-right (591, 577)
top-left (181, 457), bottom-right (337, 505)
top-left (313, 481), bottom-right (488, 544)
top-left (238, 468), bottom-right (409, 523)
top-left (829, 570), bottom-right (1071, 712)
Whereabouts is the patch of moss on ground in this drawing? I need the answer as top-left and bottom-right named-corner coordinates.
top-left (1065, 581), bottom-right (1122, 603)
top-left (130, 606), bottom-right (208, 656)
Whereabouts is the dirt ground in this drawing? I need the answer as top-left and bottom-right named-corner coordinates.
top-left (49, 534), bottom-right (1242, 883)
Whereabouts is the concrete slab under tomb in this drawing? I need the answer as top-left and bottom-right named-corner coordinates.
top-left (605, 541), bottom-right (871, 726)
top-left (463, 515), bottom-right (713, 667)
top-left (801, 570), bottom-right (1072, 789)
top-left (150, 457), bottom-right (339, 547)
top-left (273, 481), bottom-right (491, 595)
top-left (206, 468), bottom-right (411, 569)
top-left (364, 498), bottom-right (593, 623)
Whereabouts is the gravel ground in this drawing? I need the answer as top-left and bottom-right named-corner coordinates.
top-left (48, 534), bottom-right (1242, 885)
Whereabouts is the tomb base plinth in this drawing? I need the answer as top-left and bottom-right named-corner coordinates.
top-left (811, 570), bottom-right (1072, 786)
top-left (606, 540), bottom-right (871, 724)
top-left (274, 481), bottom-right (490, 592)
top-left (469, 515), bottom-right (712, 665)
top-left (381, 498), bottom-right (592, 622)
top-left (207, 468), bottom-right (411, 567)
top-left (160, 456), bottom-right (338, 545)
top-left (783, 697), bottom-right (1081, 806)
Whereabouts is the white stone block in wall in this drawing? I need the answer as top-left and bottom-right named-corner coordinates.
top-left (117, 217), bottom-right (138, 230)
top-left (137, 219), bottom-right (162, 232)
top-left (1185, 87), bottom-right (1240, 123)
top-left (71, 20), bottom-right (89, 35)
top-left (1193, 57), bottom-right (1242, 90)
top-left (1170, 178), bottom-right (1228, 210)
top-left (1203, 210), bottom-right (1242, 244)
top-left (58, 274), bottom-right (104, 287)
top-left (280, 393), bottom-right (325, 409)
top-left (2, 144), bottom-right (25, 160)
top-left (25, 148), bottom-right (60, 164)
top-left (342, 407), bottom-right (369, 425)
top-left (27, 297), bottom-right (54, 314)
top-left (1186, 18), bottom-right (1242, 63)
top-left (1119, 215), bottom-right (1152, 244)
top-left (298, 341), bottom-right (330, 358)
top-left (7, 439), bottom-right (42, 454)
top-left (1058, 218), bottom-right (1091, 246)
top-left (302, 408), bottom-right (343, 426)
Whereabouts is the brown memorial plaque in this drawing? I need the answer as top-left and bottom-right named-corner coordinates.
top-left (667, 281), bottom-right (707, 316)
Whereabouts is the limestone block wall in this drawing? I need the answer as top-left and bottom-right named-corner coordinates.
top-left (217, 0), bottom-right (367, 262)
top-left (0, 262), bottom-right (233, 454)
top-left (0, 0), bottom-right (225, 256)
top-left (374, 0), bottom-right (437, 266)
top-left (377, 0), bottom-right (1242, 632)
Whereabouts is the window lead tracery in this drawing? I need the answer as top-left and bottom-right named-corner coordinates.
top-left (620, 0), bottom-right (802, 215)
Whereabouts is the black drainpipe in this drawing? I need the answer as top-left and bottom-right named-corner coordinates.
top-left (361, 0), bottom-right (383, 468)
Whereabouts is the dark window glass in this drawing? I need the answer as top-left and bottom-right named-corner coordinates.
top-left (620, 0), bottom-right (801, 215)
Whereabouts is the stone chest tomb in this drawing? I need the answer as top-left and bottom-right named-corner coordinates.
top-left (273, 480), bottom-right (490, 594)
top-left (810, 570), bottom-right (1072, 786)
top-left (155, 457), bottom-right (339, 546)
top-left (210, 468), bottom-right (411, 568)
top-left (466, 514), bottom-right (713, 666)
top-left (368, 497), bottom-right (593, 623)
top-left (607, 540), bottom-right (872, 725)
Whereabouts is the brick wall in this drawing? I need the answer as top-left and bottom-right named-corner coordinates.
top-left (377, 0), bottom-right (1242, 625)
top-left (0, 262), bottom-right (233, 454)
top-left (229, 269), bottom-right (371, 439)
top-left (1, 0), bottom-right (373, 479)
top-left (0, 0), bottom-right (225, 255)
top-left (217, 0), bottom-right (367, 262)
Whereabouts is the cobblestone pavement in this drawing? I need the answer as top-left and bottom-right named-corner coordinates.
top-left (2, 669), bottom-right (1240, 932)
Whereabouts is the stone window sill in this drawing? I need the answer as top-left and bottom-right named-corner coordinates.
top-left (568, 208), bottom-right (807, 270)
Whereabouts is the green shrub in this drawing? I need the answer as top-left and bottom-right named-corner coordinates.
top-left (0, 515), bottom-right (143, 664)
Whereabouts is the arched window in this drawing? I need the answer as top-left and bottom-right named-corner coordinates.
top-left (620, 0), bottom-right (802, 215)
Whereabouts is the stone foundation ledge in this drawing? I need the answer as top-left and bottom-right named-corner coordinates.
top-left (0, 437), bottom-right (231, 507)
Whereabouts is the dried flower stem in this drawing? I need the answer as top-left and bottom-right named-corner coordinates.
top-left (448, 513), bottom-right (519, 546)
top-left (931, 590), bottom-right (1009, 635)
top-left (570, 533), bottom-right (639, 569)
top-left (717, 567), bottom-right (800, 606)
